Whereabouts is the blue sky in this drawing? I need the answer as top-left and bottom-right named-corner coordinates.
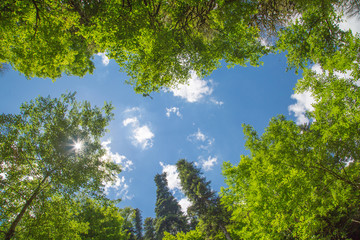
top-left (0, 52), bottom-right (306, 219)
top-left (2, 14), bottom-right (359, 220)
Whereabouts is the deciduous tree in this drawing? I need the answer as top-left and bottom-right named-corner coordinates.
top-left (0, 92), bottom-right (120, 239)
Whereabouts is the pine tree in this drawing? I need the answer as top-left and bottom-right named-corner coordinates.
top-left (176, 159), bottom-right (232, 240)
top-left (143, 217), bottom-right (156, 240)
top-left (154, 173), bottom-right (188, 239)
top-left (133, 208), bottom-right (143, 240)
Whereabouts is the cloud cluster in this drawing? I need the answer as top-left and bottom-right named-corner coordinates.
top-left (166, 107), bottom-right (182, 118)
top-left (187, 128), bottom-right (218, 171)
top-left (101, 140), bottom-right (133, 200)
top-left (123, 114), bottom-right (154, 150)
top-left (210, 98), bottom-right (224, 106)
top-left (188, 128), bottom-right (214, 152)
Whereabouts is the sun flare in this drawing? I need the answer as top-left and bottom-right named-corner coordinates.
top-left (72, 140), bottom-right (83, 152)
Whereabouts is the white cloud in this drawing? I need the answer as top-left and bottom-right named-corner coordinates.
top-left (166, 107), bottom-right (182, 118)
top-left (199, 156), bottom-right (218, 171)
top-left (179, 197), bottom-right (192, 214)
top-left (123, 116), bottom-right (154, 150)
top-left (288, 91), bottom-right (315, 125)
top-left (133, 125), bottom-right (154, 149)
top-left (159, 162), bottom-right (182, 191)
top-left (170, 71), bottom-right (213, 102)
top-left (97, 52), bottom-right (110, 66)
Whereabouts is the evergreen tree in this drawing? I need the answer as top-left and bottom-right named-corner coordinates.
top-left (154, 173), bottom-right (188, 239)
top-left (176, 159), bottom-right (232, 240)
top-left (143, 217), bottom-right (156, 240)
top-left (133, 208), bottom-right (143, 240)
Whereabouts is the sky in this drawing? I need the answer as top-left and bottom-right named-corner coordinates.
top-left (1, 15), bottom-right (358, 220)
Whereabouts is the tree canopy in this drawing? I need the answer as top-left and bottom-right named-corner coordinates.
top-left (1, 0), bottom-right (359, 95)
top-left (221, 68), bottom-right (360, 239)
top-left (0, 92), bottom-right (121, 239)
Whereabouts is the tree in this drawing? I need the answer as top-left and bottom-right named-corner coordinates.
top-left (221, 69), bottom-right (360, 238)
top-left (76, 196), bottom-right (129, 240)
top-left (0, 0), bottom-right (96, 79)
top-left (0, 92), bottom-right (120, 239)
top-left (163, 226), bottom-right (205, 240)
top-left (12, 194), bottom-right (89, 240)
top-left (133, 208), bottom-right (143, 240)
top-left (2, 1), bottom-right (359, 95)
top-left (120, 207), bottom-right (139, 239)
top-left (154, 173), bottom-right (188, 239)
top-left (1, 0), bottom-right (268, 95)
top-left (276, 0), bottom-right (360, 78)
top-left (144, 217), bottom-right (156, 240)
top-left (176, 159), bottom-right (232, 240)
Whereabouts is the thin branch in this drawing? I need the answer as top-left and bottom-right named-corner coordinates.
top-left (31, 0), bottom-right (41, 40)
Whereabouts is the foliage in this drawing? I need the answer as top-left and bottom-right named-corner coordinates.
top-left (0, 0), bottom-right (95, 79)
top-left (0, 92), bottom-right (120, 239)
top-left (13, 195), bottom-right (89, 240)
top-left (276, 1), bottom-right (360, 78)
top-left (221, 71), bottom-right (360, 239)
top-left (154, 173), bottom-right (188, 239)
top-left (144, 217), bottom-right (156, 240)
top-left (76, 197), bottom-right (129, 240)
top-left (163, 226), bottom-right (205, 240)
top-left (1, 0), bottom-right (269, 94)
top-left (120, 207), bottom-right (138, 239)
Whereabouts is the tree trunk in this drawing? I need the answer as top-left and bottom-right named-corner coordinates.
top-left (219, 224), bottom-right (232, 240)
top-left (4, 176), bottom-right (48, 240)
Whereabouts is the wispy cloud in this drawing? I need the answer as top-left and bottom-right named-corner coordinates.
top-left (102, 140), bottom-right (133, 171)
top-left (210, 98), bottom-right (224, 106)
top-left (124, 107), bottom-right (140, 113)
top-left (188, 128), bottom-right (215, 151)
top-left (97, 52), bottom-right (110, 66)
top-left (166, 107), bottom-right (182, 118)
top-left (123, 113), bottom-right (154, 150)
top-left (188, 128), bottom-right (206, 142)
